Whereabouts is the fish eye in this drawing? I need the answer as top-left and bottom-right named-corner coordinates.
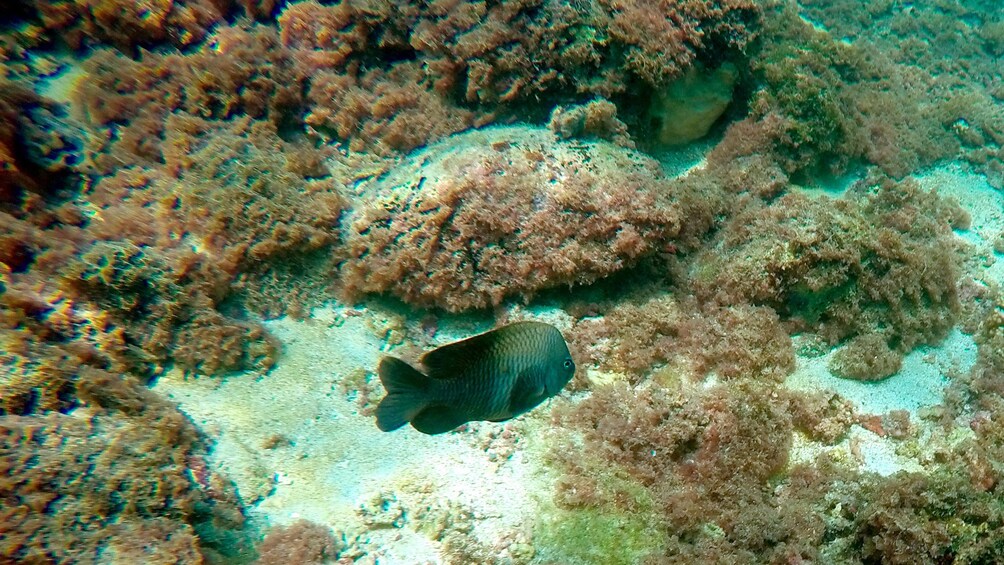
top-left (563, 358), bottom-right (574, 369)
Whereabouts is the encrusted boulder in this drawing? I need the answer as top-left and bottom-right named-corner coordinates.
top-left (341, 126), bottom-right (685, 311)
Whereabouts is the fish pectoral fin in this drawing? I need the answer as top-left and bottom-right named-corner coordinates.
top-left (509, 377), bottom-right (547, 416)
top-left (412, 406), bottom-right (469, 435)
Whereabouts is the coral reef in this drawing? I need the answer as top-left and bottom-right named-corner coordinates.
top-left (293, 0), bottom-right (760, 151)
top-left (18, 0), bottom-right (999, 188)
top-left (303, 63), bottom-right (484, 155)
top-left (62, 0), bottom-right (761, 158)
top-left (788, 390), bottom-right (856, 444)
top-left (1, 109), bottom-right (343, 421)
top-left (969, 294), bottom-right (1004, 407)
top-left (543, 374), bottom-right (1004, 562)
top-left (546, 379), bottom-right (802, 562)
top-left (340, 127), bottom-right (685, 311)
top-left (37, 0), bottom-right (225, 50)
top-left (548, 98), bottom-right (634, 148)
top-left (534, 141), bottom-right (986, 562)
top-left (74, 26), bottom-right (307, 170)
top-left (1, 63), bottom-right (346, 565)
top-left (400, 0), bottom-right (761, 103)
top-left (1, 279), bottom-right (126, 414)
top-left (741, 9), bottom-right (868, 176)
top-left (844, 470), bottom-right (1004, 564)
top-left (22, 0), bottom-right (281, 51)
top-left (2, 0), bottom-right (1003, 563)
top-left (0, 81), bottom-right (84, 207)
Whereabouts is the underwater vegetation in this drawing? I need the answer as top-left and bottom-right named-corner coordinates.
top-left (1, 0), bottom-right (1004, 563)
top-left (693, 174), bottom-right (969, 379)
top-left (340, 126), bottom-right (689, 311)
top-left (1, 371), bottom-right (254, 562)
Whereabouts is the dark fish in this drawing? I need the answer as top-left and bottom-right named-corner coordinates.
top-left (375, 321), bottom-right (576, 435)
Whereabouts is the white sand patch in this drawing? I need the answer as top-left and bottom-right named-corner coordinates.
top-left (154, 304), bottom-right (556, 563)
top-left (786, 328), bottom-right (975, 417)
top-left (789, 428), bottom-right (926, 477)
top-left (35, 58), bottom-right (88, 105)
top-left (784, 297), bottom-right (978, 478)
top-left (919, 163), bottom-right (1004, 246)
top-left (653, 138), bottom-right (715, 178)
top-left (790, 408), bottom-right (980, 479)
top-left (785, 163), bottom-right (998, 475)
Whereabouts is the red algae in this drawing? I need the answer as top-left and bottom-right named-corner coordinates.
top-left (569, 294), bottom-right (794, 382)
top-left (340, 127), bottom-right (685, 311)
top-left (828, 333), bottom-right (904, 381)
top-left (253, 519), bottom-right (343, 565)
top-left (2, 0), bottom-right (1004, 562)
top-left (30, 0), bottom-right (278, 51)
top-left (689, 175), bottom-right (965, 368)
top-left (719, 1), bottom-right (1004, 183)
top-left (1, 372), bottom-right (251, 563)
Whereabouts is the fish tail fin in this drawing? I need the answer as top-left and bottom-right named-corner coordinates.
top-left (375, 356), bottom-right (430, 432)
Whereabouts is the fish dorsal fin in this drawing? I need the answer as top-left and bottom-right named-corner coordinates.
top-left (421, 322), bottom-right (534, 379)
top-left (420, 328), bottom-right (499, 379)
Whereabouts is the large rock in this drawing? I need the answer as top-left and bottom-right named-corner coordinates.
top-left (340, 126), bottom-right (684, 311)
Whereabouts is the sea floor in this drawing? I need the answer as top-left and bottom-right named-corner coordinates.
top-left (154, 306), bottom-right (551, 563)
top-left (153, 162), bottom-right (1003, 563)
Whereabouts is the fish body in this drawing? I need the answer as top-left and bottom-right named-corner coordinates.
top-left (375, 321), bottom-right (575, 435)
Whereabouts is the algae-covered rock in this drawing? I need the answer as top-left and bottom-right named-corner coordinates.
top-left (829, 333), bottom-right (903, 381)
top-left (691, 177), bottom-right (964, 356)
top-left (341, 126), bottom-right (686, 312)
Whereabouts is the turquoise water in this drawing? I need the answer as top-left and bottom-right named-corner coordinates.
top-left (3, 1), bottom-right (1004, 563)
